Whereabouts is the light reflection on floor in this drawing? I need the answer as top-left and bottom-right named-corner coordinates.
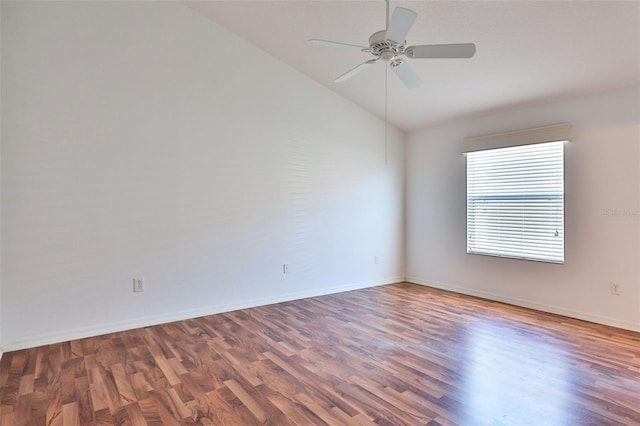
top-left (459, 319), bottom-right (576, 425)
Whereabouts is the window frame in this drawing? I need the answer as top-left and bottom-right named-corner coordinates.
top-left (461, 124), bottom-right (570, 264)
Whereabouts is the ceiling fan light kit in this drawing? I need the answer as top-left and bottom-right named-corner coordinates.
top-left (309, 1), bottom-right (476, 89)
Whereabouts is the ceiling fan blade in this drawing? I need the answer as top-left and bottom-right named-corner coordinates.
top-left (308, 39), bottom-right (368, 51)
top-left (385, 7), bottom-right (417, 44)
top-left (334, 59), bottom-right (378, 83)
top-left (405, 43), bottom-right (476, 59)
top-left (391, 60), bottom-right (422, 89)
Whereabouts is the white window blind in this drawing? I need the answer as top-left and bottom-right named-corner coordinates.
top-left (466, 141), bottom-right (565, 263)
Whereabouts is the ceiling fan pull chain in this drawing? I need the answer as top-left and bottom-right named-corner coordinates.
top-left (385, 64), bottom-right (388, 166)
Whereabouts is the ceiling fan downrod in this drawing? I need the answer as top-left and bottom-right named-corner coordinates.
top-left (386, 0), bottom-right (390, 29)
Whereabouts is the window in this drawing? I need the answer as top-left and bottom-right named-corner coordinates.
top-left (463, 124), bottom-right (569, 264)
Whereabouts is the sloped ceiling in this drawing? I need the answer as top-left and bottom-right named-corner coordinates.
top-left (187, 1), bottom-right (640, 131)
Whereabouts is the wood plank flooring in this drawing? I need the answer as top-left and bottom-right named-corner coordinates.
top-left (1, 282), bottom-right (639, 425)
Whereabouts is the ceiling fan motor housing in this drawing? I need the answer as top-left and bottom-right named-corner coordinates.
top-left (369, 30), bottom-right (405, 61)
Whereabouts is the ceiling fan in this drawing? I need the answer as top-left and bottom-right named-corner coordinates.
top-left (309, 0), bottom-right (476, 89)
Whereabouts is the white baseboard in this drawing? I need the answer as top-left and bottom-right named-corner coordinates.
top-left (0, 276), bottom-right (404, 353)
top-left (407, 277), bottom-right (640, 333)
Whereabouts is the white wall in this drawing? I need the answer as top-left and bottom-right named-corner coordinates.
top-left (406, 86), bottom-right (640, 331)
top-left (0, 0), bottom-right (3, 360)
top-left (0, 1), bottom-right (405, 351)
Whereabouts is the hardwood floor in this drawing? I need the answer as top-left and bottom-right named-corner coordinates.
top-left (1, 282), bottom-right (639, 425)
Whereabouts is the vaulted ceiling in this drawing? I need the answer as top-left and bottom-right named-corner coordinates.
top-left (187, 1), bottom-right (640, 131)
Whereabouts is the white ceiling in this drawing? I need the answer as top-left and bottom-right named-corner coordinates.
top-left (186, 1), bottom-right (640, 132)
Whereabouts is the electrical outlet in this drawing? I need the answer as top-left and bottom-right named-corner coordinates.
top-left (374, 256), bottom-right (380, 265)
top-left (610, 282), bottom-right (621, 296)
top-left (283, 264), bottom-right (289, 274)
top-left (133, 278), bottom-right (145, 292)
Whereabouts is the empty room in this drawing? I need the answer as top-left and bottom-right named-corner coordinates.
top-left (1, 0), bottom-right (639, 425)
